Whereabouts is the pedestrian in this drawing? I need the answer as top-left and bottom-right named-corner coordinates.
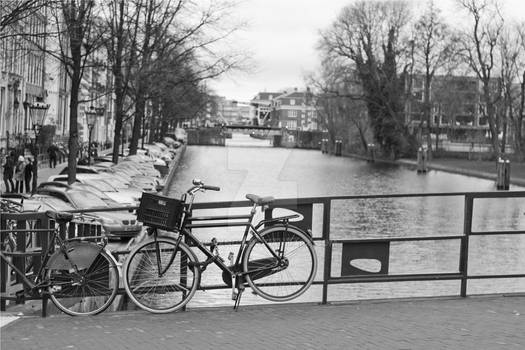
top-left (2, 152), bottom-right (15, 193)
top-left (14, 155), bottom-right (26, 193)
top-left (47, 144), bottom-right (57, 168)
top-left (24, 157), bottom-right (33, 193)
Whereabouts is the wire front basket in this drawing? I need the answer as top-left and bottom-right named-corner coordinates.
top-left (136, 192), bottom-right (184, 230)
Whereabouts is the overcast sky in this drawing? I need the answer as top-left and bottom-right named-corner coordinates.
top-left (209, 0), bottom-right (525, 102)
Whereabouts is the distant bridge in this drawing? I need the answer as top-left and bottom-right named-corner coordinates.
top-left (223, 124), bottom-right (281, 131)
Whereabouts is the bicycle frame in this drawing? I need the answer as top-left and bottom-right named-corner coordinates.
top-left (0, 224), bottom-right (105, 293)
top-left (151, 200), bottom-right (299, 280)
top-left (0, 229), bottom-right (56, 291)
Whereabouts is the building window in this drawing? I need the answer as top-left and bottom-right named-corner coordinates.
top-left (286, 120), bottom-right (297, 129)
top-left (288, 110), bottom-right (297, 118)
top-left (290, 99), bottom-right (295, 105)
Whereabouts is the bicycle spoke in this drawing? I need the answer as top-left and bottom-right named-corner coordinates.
top-left (244, 227), bottom-right (316, 302)
top-left (123, 239), bottom-right (200, 314)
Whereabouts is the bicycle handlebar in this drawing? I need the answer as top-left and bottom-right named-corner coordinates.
top-left (188, 179), bottom-right (220, 194)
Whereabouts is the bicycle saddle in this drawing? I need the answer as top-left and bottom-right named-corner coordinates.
top-left (245, 194), bottom-right (274, 205)
top-left (46, 210), bottom-right (74, 223)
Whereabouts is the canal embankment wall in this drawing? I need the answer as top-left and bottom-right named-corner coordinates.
top-left (328, 149), bottom-right (525, 188)
top-left (162, 143), bottom-right (186, 195)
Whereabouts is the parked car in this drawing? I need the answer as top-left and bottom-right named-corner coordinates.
top-left (34, 187), bottom-right (142, 239)
top-left (45, 176), bottom-right (142, 205)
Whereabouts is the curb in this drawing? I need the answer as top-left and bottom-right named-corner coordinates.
top-left (162, 144), bottom-right (186, 195)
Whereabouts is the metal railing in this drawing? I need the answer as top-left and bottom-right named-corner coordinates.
top-left (1, 190), bottom-right (524, 315)
top-left (190, 190), bottom-right (525, 302)
top-left (0, 211), bottom-right (103, 312)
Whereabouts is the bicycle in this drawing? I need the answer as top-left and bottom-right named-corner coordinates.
top-left (0, 210), bottom-right (119, 316)
top-left (1, 198), bottom-right (35, 282)
top-left (123, 179), bottom-right (317, 313)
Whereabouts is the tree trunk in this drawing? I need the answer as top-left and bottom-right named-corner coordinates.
top-left (129, 91), bottom-right (145, 155)
top-left (112, 79), bottom-right (124, 162)
top-left (67, 68), bottom-right (81, 185)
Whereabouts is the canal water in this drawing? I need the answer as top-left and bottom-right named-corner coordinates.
top-left (167, 134), bottom-right (525, 307)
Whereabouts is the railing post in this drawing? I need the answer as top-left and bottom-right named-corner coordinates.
top-left (459, 194), bottom-right (473, 297)
top-left (41, 214), bottom-right (52, 318)
top-left (1, 215), bottom-right (7, 311)
top-left (322, 199), bottom-right (331, 305)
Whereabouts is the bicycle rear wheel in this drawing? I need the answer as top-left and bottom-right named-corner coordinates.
top-left (123, 237), bottom-right (200, 313)
top-left (47, 249), bottom-right (119, 316)
top-left (243, 225), bottom-right (317, 302)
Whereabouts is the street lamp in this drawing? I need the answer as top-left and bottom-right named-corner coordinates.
top-left (24, 99), bottom-right (50, 192)
top-left (85, 105), bottom-right (98, 165)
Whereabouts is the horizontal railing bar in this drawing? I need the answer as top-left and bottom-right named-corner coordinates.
top-left (328, 273), bottom-right (463, 284)
top-left (0, 228), bottom-right (54, 233)
top-left (188, 214), bottom-right (252, 221)
top-left (186, 222), bottom-right (251, 228)
top-left (330, 235), bottom-right (464, 244)
top-left (189, 191), bottom-right (525, 210)
top-left (470, 230), bottom-right (525, 236)
top-left (467, 274), bottom-right (525, 279)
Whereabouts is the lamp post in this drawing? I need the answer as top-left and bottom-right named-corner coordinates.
top-left (24, 99), bottom-right (50, 192)
top-left (85, 106), bottom-right (98, 165)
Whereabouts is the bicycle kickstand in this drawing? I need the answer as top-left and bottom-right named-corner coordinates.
top-left (231, 274), bottom-right (244, 311)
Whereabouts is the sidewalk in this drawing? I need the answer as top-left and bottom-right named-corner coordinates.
top-left (398, 158), bottom-right (525, 187)
top-left (1, 296), bottom-right (524, 349)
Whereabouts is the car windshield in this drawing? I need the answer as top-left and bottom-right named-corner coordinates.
top-left (31, 196), bottom-right (74, 211)
top-left (102, 178), bottom-right (128, 189)
top-left (69, 191), bottom-right (109, 208)
top-left (84, 179), bottom-right (116, 192)
top-left (46, 197), bottom-right (75, 210)
top-left (75, 183), bottom-right (107, 197)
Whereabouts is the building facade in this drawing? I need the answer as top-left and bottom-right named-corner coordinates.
top-left (270, 88), bottom-right (318, 130)
top-left (0, 7), bottom-right (47, 151)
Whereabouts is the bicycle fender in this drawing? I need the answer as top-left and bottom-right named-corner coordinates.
top-left (47, 242), bottom-right (103, 270)
top-left (261, 224), bottom-right (315, 244)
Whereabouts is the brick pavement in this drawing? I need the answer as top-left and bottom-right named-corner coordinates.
top-left (1, 296), bottom-right (525, 349)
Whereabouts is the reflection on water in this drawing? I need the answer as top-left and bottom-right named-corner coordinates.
top-left (167, 145), bottom-right (525, 306)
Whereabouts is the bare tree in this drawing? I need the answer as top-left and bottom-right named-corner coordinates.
top-left (412, 0), bottom-right (460, 153)
top-left (48, 0), bottom-right (101, 184)
top-left (127, 0), bottom-right (245, 155)
top-left (457, 0), bottom-right (504, 157)
top-left (99, 0), bottom-right (141, 163)
top-left (0, 0), bottom-right (52, 36)
top-left (319, 0), bottom-right (415, 158)
top-left (509, 23), bottom-right (525, 160)
top-left (308, 56), bottom-right (370, 153)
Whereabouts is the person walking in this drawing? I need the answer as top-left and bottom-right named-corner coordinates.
top-left (2, 152), bottom-right (15, 193)
top-left (47, 144), bottom-right (58, 168)
top-left (24, 157), bottom-right (33, 193)
top-left (14, 155), bottom-right (26, 193)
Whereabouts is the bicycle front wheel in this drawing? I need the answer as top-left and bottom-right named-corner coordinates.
top-left (243, 225), bottom-right (317, 302)
top-left (47, 249), bottom-right (119, 316)
top-left (123, 237), bottom-right (200, 314)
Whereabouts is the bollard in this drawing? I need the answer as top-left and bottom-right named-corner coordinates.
top-left (321, 139), bottom-right (326, 153)
top-left (367, 143), bottom-right (376, 162)
top-left (335, 140), bottom-right (342, 156)
top-left (417, 147), bottom-right (428, 173)
top-left (496, 158), bottom-right (510, 190)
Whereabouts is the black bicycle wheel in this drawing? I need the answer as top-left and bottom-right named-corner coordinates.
top-left (47, 249), bottom-right (119, 316)
top-left (243, 225), bottom-right (317, 302)
top-left (123, 237), bottom-right (200, 313)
